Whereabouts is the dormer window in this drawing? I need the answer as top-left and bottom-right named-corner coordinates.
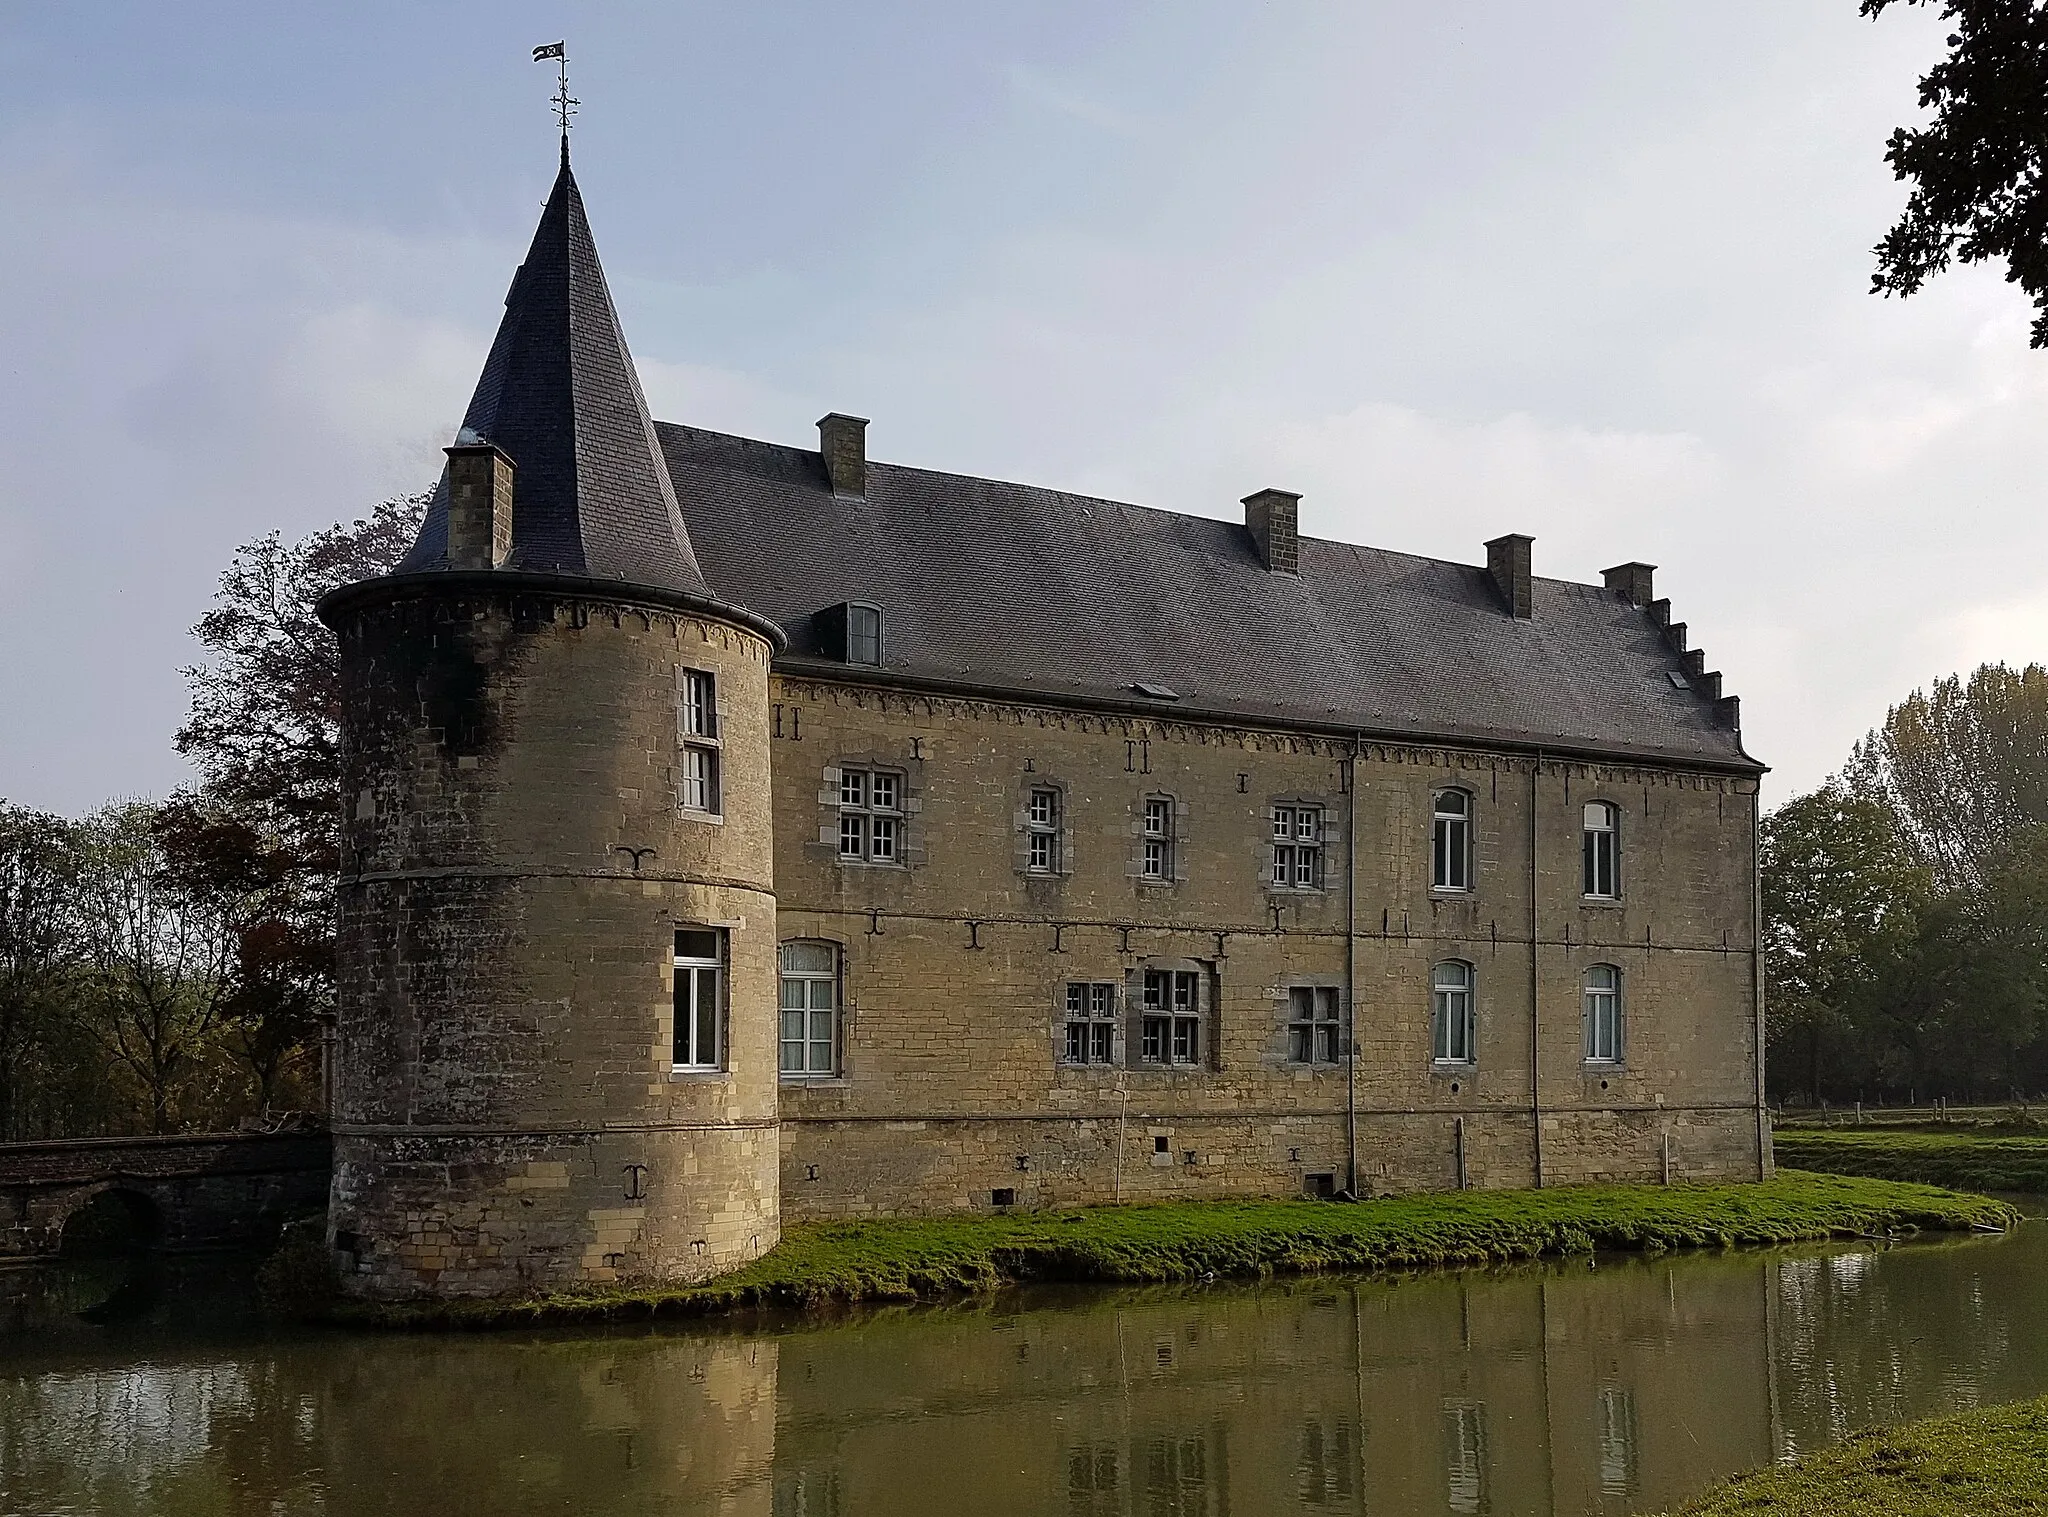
top-left (819, 601), bottom-right (884, 666)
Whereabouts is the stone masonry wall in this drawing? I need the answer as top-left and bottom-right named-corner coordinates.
top-left (769, 674), bottom-right (1764, 1216)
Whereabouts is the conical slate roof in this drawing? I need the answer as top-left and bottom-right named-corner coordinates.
top-left (397, 150), bottom-right (713, 597)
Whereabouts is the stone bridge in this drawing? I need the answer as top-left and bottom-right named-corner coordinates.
top-left (0, 1131), bottom-right (332, 1259)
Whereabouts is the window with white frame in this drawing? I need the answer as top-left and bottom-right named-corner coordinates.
top-left (672, 928), bottom-right (724, 1069)
top-left (847, 603), bottom-right (883, 666)
top-left (779, 940), bottom-right (838, 1076)
top-left (1062, 981), bottom-right (1117, 1064)
top-left (837, 767), bottom-right (904, 864)
top-left (1431, 960), bottom-right (1476, 1066)
top-left (1288, 986), bottom-right (1342, 1064)
top-left (1141, 968), bottom-right (1202, 1065)
top-left (1141, 796), bottom-right (1175, 881)
top-left (678, 669), bottom-right (721, 814)
top-left (1583, 801), bottom-right (1619, 899)
top-left (1027, 787), bottom-right (1063, 874)
top-left (1433, 789), bottom-right (1472, 891)
top-left (1584, 964), bottom-right (1622, 1064)
top-left (1270, 804), bottom-right (1323, 889)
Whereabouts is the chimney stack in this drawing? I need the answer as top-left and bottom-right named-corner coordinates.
top-left (818, 413), bottom-right (869, 497)
top-left (1242, 488), bottom-right (1301, 574)
top-left (1485, 533), bottom-right (1534, 619)
top-left (1602, 561), bottom-right (1656, 607)
top-left (445, 438), bottom-right (515, 570)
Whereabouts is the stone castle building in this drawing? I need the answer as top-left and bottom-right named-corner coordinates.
top-left (317, 149), bottom-right (1768, 1299)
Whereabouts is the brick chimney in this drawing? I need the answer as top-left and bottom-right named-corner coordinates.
top-left (1602, 561), bottom-right (1656, 607)
top-left (445, 439), bottom-right (515, 570)
top-left (1242, 489), bottom-right (1300, 574)
top-left (818, 413), bottom-right (869, 497)
top-left (1485, 533), bottom-right (1533, 619)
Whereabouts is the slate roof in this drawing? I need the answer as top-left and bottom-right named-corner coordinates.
top-left (398, 153), bottom-right (713, 597)
top-left (659, 424), bottom-right (1759, 771)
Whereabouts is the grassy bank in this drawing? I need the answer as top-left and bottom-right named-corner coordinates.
top-left (1774, 1127), bottom-right (2048, 1192)
top-left (1655, 1394), bottom-right (2048, 1516)
top-left (329, 1172), bottom-right (2016, 1330)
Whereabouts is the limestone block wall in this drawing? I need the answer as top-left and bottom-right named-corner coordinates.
top-left (326, 581), bottom-right (780, 1298)
top-left (768, 672), bottom-right (1764, 1215)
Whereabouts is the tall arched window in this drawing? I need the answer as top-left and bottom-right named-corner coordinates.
top-left (1432, 961), bottom-right (1476, 1066)
top-left (1582, 801), bottom-right (1620, 899)
top-left (779, 941), bottom-right (840, 1077)
top-left (1583, 964), bottom-right (1622, 1064)
top-left (1433, 789), bottom-right (1472, 891)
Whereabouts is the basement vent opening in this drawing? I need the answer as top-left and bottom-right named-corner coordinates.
top-left (1667, 670), bottom-right (1689, 688)
top-left (1304, 1173), bottom-right (1337, 1199)
top-left (991, 1188), bottom-right (1017, 1208)
top-left (1131, 682), bottom-right (1180, 700)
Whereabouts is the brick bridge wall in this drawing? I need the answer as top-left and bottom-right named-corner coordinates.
top-left (0, 1132), bottom-right (333, 1259)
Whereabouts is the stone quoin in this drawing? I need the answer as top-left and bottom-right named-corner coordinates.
top-left (317, 148), bottom-right (1768, 1300)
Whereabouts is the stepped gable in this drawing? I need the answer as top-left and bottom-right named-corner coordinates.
top-left (656, 422), bottom-right (1759, 770)
top-left (397, 152), bottom-right (712, 598)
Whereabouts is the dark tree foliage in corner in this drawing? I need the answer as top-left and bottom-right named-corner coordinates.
top-left (1865, 0), bottom-right (2048, 345)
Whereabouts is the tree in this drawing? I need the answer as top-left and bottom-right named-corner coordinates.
top-left (0, 804), bottom-right (80, 1138)
top-left (1761, 782), bottom-right (1935, 1103)
top-left (1843, 661), bottom-right (2048, 892)
top-left (1864, 0), bottom-right (2048, 346)
top-left (72, 804), bottom-right (236, 1133)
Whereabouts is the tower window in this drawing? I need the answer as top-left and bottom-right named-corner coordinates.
top-left (678, 668), bottom-right (721, 814)
top-left (779, 940), bottom-right (840, 1077)
top-left (1270, 805), bottom-right (1323, 890)
top-left (1141, 969), bottom-right (1202, 1065)
top-left (1583, 801), bottom-right (1620, 899)
top-left (1062, 982), bottom-right (1117, 1064)
top-left (1141, 796), bottom-right (1176, 881)
top-left (837, 767), bottom-right (904, 864)
top-left (1433, 789), bottom-right (1472, 891)
top-left (1287, 986), bottom-right (1342, 1064)
top-left (1432, 960), bottom-right (1476, 1066)
top-left (673, 928), bottom-right (724, 1070)
top-left (1584, 964), bottom-right (1623, 1064)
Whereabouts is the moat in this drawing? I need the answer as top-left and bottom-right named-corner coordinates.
top-left (3, 1208), bottom-right (2044, 1516)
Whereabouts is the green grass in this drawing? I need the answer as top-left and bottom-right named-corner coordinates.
top-left (1653, 1395), bottom-right (2048, 1516)
top-left (329, 1172), bottom-right (2017, 1330)
top-left (1773, 1127), bottom-right (2048, 1193)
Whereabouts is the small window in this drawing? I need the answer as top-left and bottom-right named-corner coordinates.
top-left (1027, 787), bottom-right (1063, 874)
top-left (678, 669), bottom-right (721, 814)
top-left (1583, 802), bottom-right (1619, 899)
top-left (847, 604), bottom-right (883, 666)
top-left (779, 941), bottom-right (839, 1076)
top-left (1432, 790), bottom-right (1471, 892)
top-left (1141, 968), bottom-right (1202, 1065)
top-left (1584, 964), bottom-right (1622, 1064)
top-left (673, 929), bottom-right (725, 1070)
top-left (1062, 981), bottom-right (1117, 1064)
top-left (836, 766), bottom-right (905, 864)
top-left (1431, 961), bottom-right (1475, 1066)
top-left (1141, 796), bottom-right (1175, 881)
top-left (1287, 986), bottom-right (1342, 1064)
top-left (1270, 805), bottom-right (1323, 890)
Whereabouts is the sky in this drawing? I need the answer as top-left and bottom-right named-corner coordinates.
top-left (1, 1), bottom-right (2037, 815)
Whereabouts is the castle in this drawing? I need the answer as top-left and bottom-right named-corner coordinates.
top-left (317, 148), bottom-right (1768, 1300)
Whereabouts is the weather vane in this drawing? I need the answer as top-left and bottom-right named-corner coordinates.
top-left (533, 41), bottom-right (576, 157)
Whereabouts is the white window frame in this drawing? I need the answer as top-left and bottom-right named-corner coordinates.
top-left (1431, 960), bottom-right (1476, 1067)
top-left (679, 668), bottom-right (721, 815)
top-left (1432, 789), bottom-right (1472, 892)
top-left (1141, 795), bottom-right (1175, 882)
top-left (672, 928), bottom-right (725, 1070)
top-left (1140, 968), bottom-right (1202, 1066)
top-left (1287, 985), bottom-right (1342, 1064)
top-left (1061, 981), bottom-right (1117, 1065)
top-left (836, 767), bottom-right (905, 865)
top-left (846, 603), bottom-right (883, 666)
top-left (1583, 801), bottom-right (1620, 900)
top-left (779, 940), bottom-right (839, 1077)
top-left (1584, 964), bottom-right (1623, 1065)
top-left (1026, 787), bottom-right (1063, 875)
top-left (1270, 804), bottom-right (1324, 891)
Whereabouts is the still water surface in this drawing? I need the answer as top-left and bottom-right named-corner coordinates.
top-left (2, 1211), bottom-right (2045, 1516)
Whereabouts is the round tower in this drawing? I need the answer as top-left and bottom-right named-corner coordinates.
top-left (317, 151), bottom-right (783, 1299)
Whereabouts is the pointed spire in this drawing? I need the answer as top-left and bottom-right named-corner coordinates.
top-left (398, 157), bottom-right (713, 598)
